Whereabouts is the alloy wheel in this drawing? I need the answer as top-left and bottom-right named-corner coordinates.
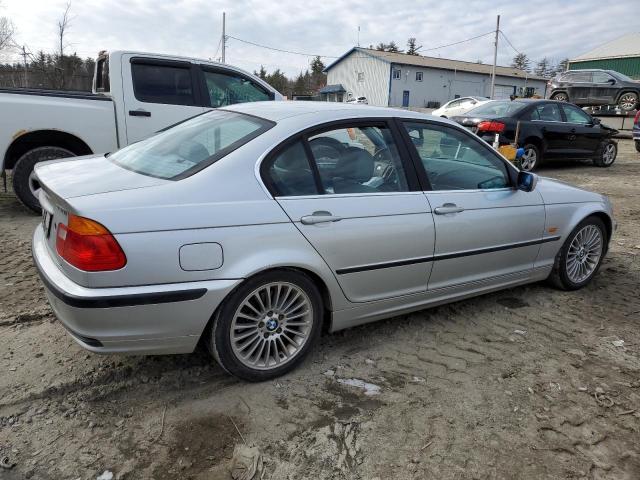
top-left (552, 93), bottom-right (568, 102)
top-left (230, 282), bottom-right (314, 370)
top-left (520, 148), bottom-right (537, 171)
top-left (566, 225), bottom-right (603, 283)
top-left (602, 143), bottom-right (616, 165)
top-left (619, 93), bottom-right (638, 111)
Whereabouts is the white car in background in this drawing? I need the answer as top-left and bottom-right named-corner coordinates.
top-left (432, 96), bottom-right (490, 118)
top-left (346, 96), bottom-right (368, 104)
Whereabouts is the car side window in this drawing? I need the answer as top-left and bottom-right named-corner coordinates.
top-left (592, 71), bottom-right (614, 84)
top-left (571, 71), bottom-right (592, 83)
top-left (202, 69), bottom-right (271, 108)
top-left (307, 125), bottom-right (409, 194)
top-left (533, 103), bottom-right (563, 122)
top-left (403, 122), bottom-right (510, 191)
top-left (131, 62), bottom-right (196, 106)
top-left (265, 141), bottom-right (319, 197)
top-left (561, 104), bottom-right (592, 124)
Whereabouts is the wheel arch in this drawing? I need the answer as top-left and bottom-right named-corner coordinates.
top-left (522, 135), bottom-right (546, 154)
top-left (3, 130), bottom-right (93, 170)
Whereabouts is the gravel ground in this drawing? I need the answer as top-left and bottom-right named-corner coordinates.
top-left (1, 140), bottom-right (639, 480)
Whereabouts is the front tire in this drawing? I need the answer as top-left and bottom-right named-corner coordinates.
top-left (209, 270), bottom-right (323, 382)
top-left (12, 146), bottom-right (76, 213)
top-left (548, 216), bottom-right (607, 291)
top-left (593, 139), bottom-right (617, 167)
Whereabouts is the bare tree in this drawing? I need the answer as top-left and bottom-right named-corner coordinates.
top-left (54, 2), bottom-right (73, 89)
top-left (0, 1), bottom-right (16, 53)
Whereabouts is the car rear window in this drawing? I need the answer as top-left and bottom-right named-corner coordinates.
top-left (468, 101), bottom-right (526, 116)
top-left (109, 110), bottom-right (274, 180)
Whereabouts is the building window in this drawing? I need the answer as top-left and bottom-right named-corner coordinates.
top-left (357, 72), bottom-right (364, 82)
top-left (416, 71), bottom-right (423, 82)
top-left (392, 69), bottom-right (401, 80)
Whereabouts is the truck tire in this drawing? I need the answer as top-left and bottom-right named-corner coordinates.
top-left (12, 146), bottom-right (76, 213)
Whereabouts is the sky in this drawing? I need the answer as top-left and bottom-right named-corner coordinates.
top-left (1, 0), bottom-right (638, 77)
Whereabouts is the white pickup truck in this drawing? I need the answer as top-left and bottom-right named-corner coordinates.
top-left (0, 50), bottom-right (283, 211)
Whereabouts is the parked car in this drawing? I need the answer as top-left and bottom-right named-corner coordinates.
top-left (431, 96), bottom-right (490, 118)
top-left (33, 102), bottom-right (614, 381)
top-left (451, 99), bottom-right (619, 171)
top-left (0, 50), bottom-right (283, 212)
top-left (634, 110), bottom-right (640, 152)
top-left (547, 69), bottom-right (640, 112)
top-left (346, 96), bottom-right (368, 104)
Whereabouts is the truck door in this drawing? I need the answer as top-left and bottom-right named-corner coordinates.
top-left (121, 55), bottom-right (205, 144)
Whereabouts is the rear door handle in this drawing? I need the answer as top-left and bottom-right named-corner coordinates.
top-left (129, 109), bottom-right (151, 117)
top-left (300, 211), bottom-right (342, 225)
top-left (434, 203), bottom-right (464, 215)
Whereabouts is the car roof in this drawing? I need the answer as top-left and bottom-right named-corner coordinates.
top-left (224, 101), bottom-right (426, 122)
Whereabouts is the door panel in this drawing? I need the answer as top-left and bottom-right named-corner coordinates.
top-left (426, 190), bottom-right (545, 290)
top-left (121, 55), bottom-right (205, 144)
top-left (400, 120), bottom-right (546, 290)
top-left (560, 104), bottom-right (602, 156)
top-left (277, 195), bottom-right (435, 302)
top-left (567, 71), bottom-right (593, 103)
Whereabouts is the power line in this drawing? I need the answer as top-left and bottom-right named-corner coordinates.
top-left (422, 31), bottom-right (494, 52)
top-left (499, 30), bottom-right (521, 55)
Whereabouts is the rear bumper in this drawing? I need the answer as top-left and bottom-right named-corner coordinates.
top-left (32, 225), bottom-right (241, 355)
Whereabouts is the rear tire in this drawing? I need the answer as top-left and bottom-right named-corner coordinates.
top-left (618, 92), bottom-right (639, 112)
top-left (593, 139), bottom-right (617, 167)
top-left (551, 92), bottom-right (568, 102)
top-left (209, 269), bottom-right (323, 382)
top-left (635, 140), bottom-right (640, 153)
top-left (12, 146), bottom-right (76, 213)
top-left (548, 216), bottom-right (607, 291)
top-left (519, 143), bottom-right (541, 171)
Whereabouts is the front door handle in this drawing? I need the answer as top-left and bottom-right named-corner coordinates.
top-left (434, 203), bottom-right (464, 215)
top-left (129, 109), bottom-right (151, 117)
top-left (300, 211), bottom-right (342, 225)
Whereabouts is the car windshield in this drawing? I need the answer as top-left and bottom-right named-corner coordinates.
top-left (468, 101), bottom-right (527, 116)
top-left (109, 110), bottom-right (273, 179)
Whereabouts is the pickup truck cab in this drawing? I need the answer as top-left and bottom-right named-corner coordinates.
top-left (0, 50), bottom-right (283, 211)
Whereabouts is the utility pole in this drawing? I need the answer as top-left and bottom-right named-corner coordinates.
top-left (357, 26), bottom-right (360, 47)
top-left (221, 12), bottom-right (226, 63)
top-left (490, 14), bottom-right (500, 99)
top-left (20, 45), bottom-right (29, 88)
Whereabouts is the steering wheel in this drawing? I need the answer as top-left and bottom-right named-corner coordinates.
top-left (373, 148), bottom-right (399, 184)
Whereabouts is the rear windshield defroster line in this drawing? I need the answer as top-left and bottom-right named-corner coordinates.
top-left (108, 109), bottom-right (275, 181)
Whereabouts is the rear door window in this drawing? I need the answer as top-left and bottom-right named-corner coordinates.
top-left (202, 69), bottom-right (272, 108)
top-left (561, 104), bottom-right (592, 124)
top-left (131, 62), bottom-right (197, 106)
top-left (532, 103), bottom-right (563, 122)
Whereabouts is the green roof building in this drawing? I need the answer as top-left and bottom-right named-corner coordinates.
top-left (569, 33), bottom-right (640, 79)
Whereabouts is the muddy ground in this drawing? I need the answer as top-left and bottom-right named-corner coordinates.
top-left (1, 140), bottom-right (639, 480)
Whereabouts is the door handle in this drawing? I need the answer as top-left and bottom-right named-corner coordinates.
top-left (434, 203), bottom-right (464, 215)
top-left (570, 128), bottom-right (576, 133)
top-left (129, 109), bottom-right (151, 117)
top-left (300, 211), bottom-right (342, 225)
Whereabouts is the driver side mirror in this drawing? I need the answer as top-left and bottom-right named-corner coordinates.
top-left (591, 117), bottom-right (601, 126)
top-left (607, 78), bottom-right (616, 85)
top-left (517, 171), bottom-right (538, 192)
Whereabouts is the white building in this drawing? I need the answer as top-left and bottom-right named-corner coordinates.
top-left (322, 47), bottom-right (548, 108)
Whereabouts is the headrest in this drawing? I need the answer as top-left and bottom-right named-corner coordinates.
top-left (333, 148), bottom-right (374, 182)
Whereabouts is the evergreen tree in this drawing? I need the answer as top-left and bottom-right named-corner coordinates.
top-left (511, 53), bottom-right (531, 72)
top-left (386, 41), bottom-right (402, 53)
top-left (554, 58), bottom-right (570, 75)
top-left (406, 38), bottom-right (421, 55)
top-left (534, 57), bottom-right (551, 77)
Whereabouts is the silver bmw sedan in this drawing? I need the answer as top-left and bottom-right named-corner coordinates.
top-left (32, 102), bottom-right (615, 381)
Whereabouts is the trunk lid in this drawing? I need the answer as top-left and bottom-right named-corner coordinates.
top-left (34, 154), bottom-right (168, 200)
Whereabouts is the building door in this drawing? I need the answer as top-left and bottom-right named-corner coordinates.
top-left (402, 90), bottom-right (410, 107)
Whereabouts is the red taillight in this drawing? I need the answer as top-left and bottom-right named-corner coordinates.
top-left (634, 110), bottom-right (640, 125)
top-left (477, 121), bottom-right (506, 133)
top-left (56, 214), bottom-right (126, 271)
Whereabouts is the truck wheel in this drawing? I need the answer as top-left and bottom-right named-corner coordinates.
top-left (618, 92), bottom-right (638, 111)
top-left (12, 146), bottom-right (76, 213)
top-left (593, 140), bottom-right (617, 168)
top-left (550, 92), bottom-right (568, 102)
